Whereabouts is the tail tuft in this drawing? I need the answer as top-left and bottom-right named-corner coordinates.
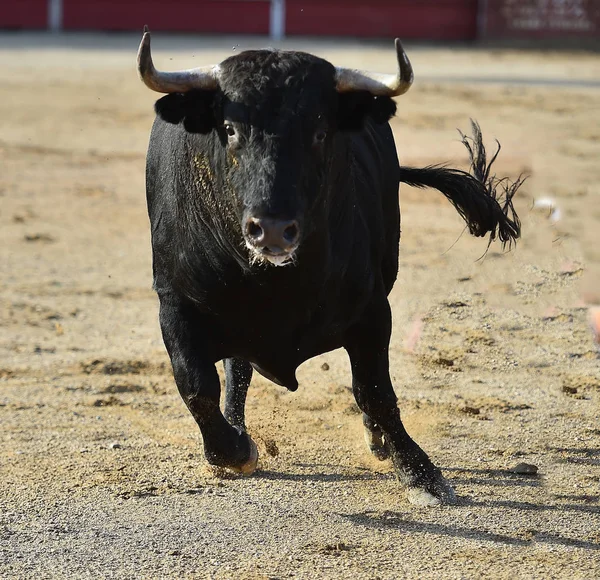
top-left (458, 119), bottom-right (523, 250)
top-left (399, 120), bottom-right (523, 252)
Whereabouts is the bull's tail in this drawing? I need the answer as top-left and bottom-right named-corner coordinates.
top-left (399, 120), bottom-right (522, 250)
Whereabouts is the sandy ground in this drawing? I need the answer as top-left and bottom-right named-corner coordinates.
top-left (1, 33), bottom-right (599, 579)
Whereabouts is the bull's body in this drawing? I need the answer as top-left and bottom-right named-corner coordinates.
top-left (147, 117), bottom-right (399, 390)
top-left (139, 30), bottom-right (520, 505)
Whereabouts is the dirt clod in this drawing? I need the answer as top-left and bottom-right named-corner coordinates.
top-left (91, 396), bottom-right (124, 407)
top-left (263, 439), bottom-right (280, 458)
top-left (24, 233), bottom-right (55, 243)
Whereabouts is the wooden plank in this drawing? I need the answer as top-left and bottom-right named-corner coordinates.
top-left (62, 0), bottom-right (270, 34)
top-left (0, 0), bottom-right (48, 29)
top-left (285, 0), bottom-right (478, 39)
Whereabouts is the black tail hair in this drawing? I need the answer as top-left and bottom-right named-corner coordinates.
top-left (399, 120), bottom-right (522, 250)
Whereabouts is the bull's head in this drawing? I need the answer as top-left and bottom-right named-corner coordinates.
top-left (138, 27), bottom-right (413, 267)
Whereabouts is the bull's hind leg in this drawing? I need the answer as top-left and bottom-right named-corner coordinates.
top-left (159, 299), bottom-right (258, 475)
top-left (345, 295), bottom-right (455, 506)
top-left (362, 413), bottom-right (389, 461)
top-left (223, 358), bottom-right (253, 431)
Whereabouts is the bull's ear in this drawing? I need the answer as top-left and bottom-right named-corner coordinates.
top-left (337, 93), bottom-right (397, 131)
top-left (154, 90), bottom-right (217, 134)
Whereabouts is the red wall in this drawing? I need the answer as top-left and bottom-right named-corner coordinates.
top-left (0, 0), bottom-right (47, 29)
top-left (1, 0), bottom-right (480, 40)
top-left (286, 0), bottom-right (478, 40)
top-left (62, 0), bottom-right (270, 34)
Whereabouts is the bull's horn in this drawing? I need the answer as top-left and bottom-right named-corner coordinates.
top-left (137, 25), bottom-right (219, 93)
top-left (335, 38), bottom-right (413, 97)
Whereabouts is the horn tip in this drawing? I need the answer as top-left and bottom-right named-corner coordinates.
top-left (140, 25), bottom-right (151, 51)
top-left (137, 26), bottom-right (152, 79)
top-left (394, 38), bottom-right (407, 58)
top-left (394, 37), bottom-right (413, 85)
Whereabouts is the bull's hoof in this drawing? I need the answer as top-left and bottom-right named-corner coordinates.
top-left (228, 436), bottom-right (259, 476)
top-left (363, 426), bottom-right (390, 461)
top-left (406, 475), bottom-right (456, 507)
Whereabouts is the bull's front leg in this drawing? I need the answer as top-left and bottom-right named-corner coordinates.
top-left (159, 298), bottom-right (258, 474)
top-left (223, 358), bottom-right (253, 431)
top-left (345, 295), bottom-right (455, 506)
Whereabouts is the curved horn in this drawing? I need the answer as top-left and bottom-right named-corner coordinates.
top-left (137, 25), bottom-right (219, 93)
top-left (335, 38), bottom-right (413, 97)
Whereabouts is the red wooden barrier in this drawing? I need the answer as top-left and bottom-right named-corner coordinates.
top-left (285, 0), bottom-right (478, 40)
top-left (17, 0), bottom-right (596, 43)
top-left (62, 0), bottom-right (270, 34)
top-left (0, 0), bottom-right (48, 29)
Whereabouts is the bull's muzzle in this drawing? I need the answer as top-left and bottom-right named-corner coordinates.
top-left (244, 216), bottom-right (300, 266)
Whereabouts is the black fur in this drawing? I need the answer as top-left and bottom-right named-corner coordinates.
top-left (144, 46), bottom-right (522, 502)
top-left (155, 90), bottom-right (217, 134)
top-left (338, 92), bottom-right (398, 131)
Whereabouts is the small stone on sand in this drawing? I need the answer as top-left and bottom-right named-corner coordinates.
top-left (510, 462), bottom-right (538, 475)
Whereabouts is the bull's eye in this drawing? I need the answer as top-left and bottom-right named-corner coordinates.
top-left (314, 130), bottom-right (327, 144)
top-left (224, 123), bottom-right (236, 138)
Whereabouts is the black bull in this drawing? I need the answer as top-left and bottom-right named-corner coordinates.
top-left (138, 29), bottom-right (521, 506)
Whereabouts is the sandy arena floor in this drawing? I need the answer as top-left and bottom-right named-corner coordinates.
top-left (1, 33), bottom-right (599, 579)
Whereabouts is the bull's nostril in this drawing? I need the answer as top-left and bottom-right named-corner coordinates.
top-left (283, 222), bottom-right (299, 244)
top-left (247, 220), bottom-right (263, 241)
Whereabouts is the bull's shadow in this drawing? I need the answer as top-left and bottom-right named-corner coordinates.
top-left (444, 465), bottom-right (544, 489)
top-left (256, 463), bottom-right (391, 483)
top-left (328, 462), bottom-right (600, 550)
top-left (466, 497), bottom-right (600, 516)
top-left (424, 466), bottom-right (599, 515)
top-left (257, 462), bottom-right (546, 488)
top-left (340, 511), bottom-right (600, 551)
top-left (256, 462), bottom-right (599, 518)
top-left (545, 446), bottom-right (600, 467)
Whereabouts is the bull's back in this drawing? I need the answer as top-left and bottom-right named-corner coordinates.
top-left (347, 120), bottom-right (401, 295)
